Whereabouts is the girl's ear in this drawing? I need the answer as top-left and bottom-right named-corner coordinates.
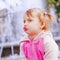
top-left (40, 20), bottom-right (45, 29)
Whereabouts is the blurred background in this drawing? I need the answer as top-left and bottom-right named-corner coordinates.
top-left (0, 0), bottom-right (60, 60)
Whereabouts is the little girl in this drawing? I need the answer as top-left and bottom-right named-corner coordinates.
top-left (20, 8), bottom-right (59, 60)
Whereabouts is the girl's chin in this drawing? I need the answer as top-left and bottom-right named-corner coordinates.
top-left (25, 31), bottom-right (30, 35)
top-left (24, 31), bottom-right (29, 34)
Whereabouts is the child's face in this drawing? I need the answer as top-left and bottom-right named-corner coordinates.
top-left (23, 14), bottom-right (42, 36)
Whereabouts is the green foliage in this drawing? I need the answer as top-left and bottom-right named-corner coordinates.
top-left (48, 0), bottom-right (56, 4)
top-left (48, 0), bottom-right (60, 17)
top-left (55, 5), bottom-right (60, 13)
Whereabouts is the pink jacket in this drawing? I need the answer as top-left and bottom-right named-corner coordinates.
top-left (22, 38), bottom-right (44, 60)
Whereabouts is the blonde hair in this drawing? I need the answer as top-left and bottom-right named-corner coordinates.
top-left (25, 8), bottom-right (53, 30)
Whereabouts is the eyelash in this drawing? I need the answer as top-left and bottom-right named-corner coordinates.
top-left (28, 19), bottom-right (32, 22)
top-left (24, 19), bottom-right (32, 23)
top-left (24, 20), bottom-right (25, 23)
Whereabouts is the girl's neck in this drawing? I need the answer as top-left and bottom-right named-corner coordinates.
top-left (28, 34), bottom-right (37, 40)
top-left (28, 31), bottom-right (42, 40)
top-left (28, 30), bottom-right (46, 40)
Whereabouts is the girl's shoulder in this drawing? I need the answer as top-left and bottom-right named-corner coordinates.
top-left (39, 30), bottom-right (53, 38)
top-left (40, 31), bottom-right (55, 44)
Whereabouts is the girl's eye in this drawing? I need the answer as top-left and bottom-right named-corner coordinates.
top-left (24, 20), bottom-right (26, 23)
top-left (23, 19), bottom-right (32, 23)
top-left (28, 19), bottom-right (32, 22)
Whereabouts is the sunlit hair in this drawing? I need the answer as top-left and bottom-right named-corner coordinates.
top-left (24, 8), bottom-right (53, 30)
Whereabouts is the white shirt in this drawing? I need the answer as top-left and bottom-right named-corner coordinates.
top-left (40, 31), bottom-right (59, 60)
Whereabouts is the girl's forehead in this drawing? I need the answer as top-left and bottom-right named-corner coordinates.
top-left (24, 14), bottom-right (32, 19)
top-left (24, 14), bottom-right (29, 19)
top-left (24, 12), bottom-right (38, 19)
